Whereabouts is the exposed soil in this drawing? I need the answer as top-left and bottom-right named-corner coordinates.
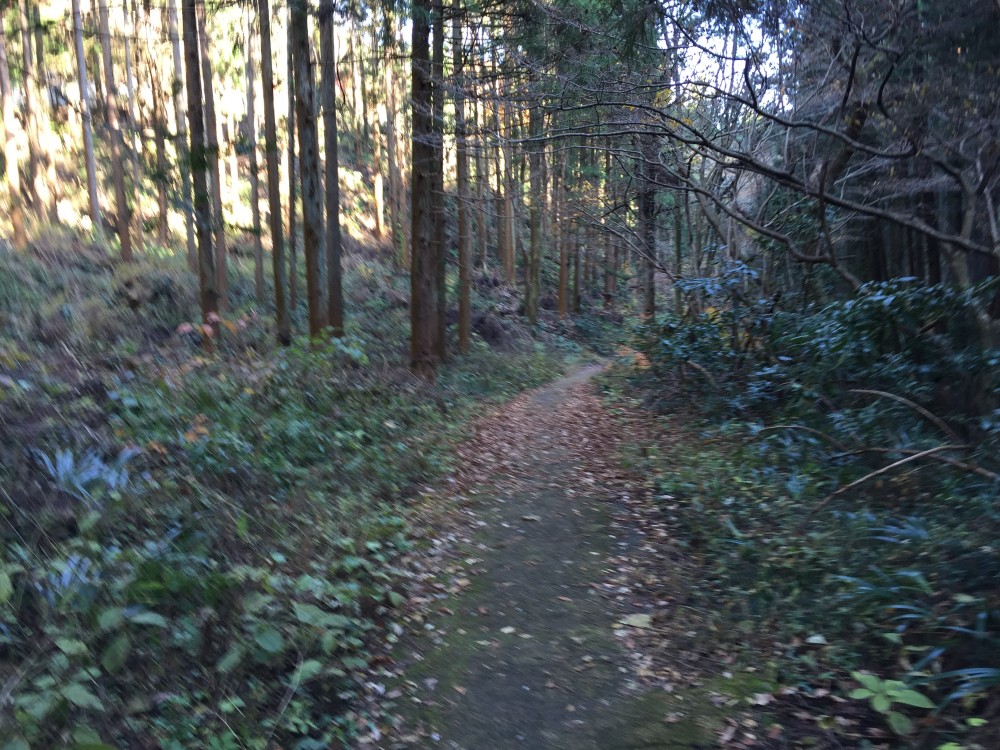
top-left (379, 367), bottom-right (741, 749)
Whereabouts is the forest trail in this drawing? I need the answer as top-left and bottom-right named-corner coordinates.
top-left (386, 367), bottom-right (704, 749)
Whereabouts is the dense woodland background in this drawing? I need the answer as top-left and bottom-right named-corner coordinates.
top-left (1, 0), bottom-right (999, 747)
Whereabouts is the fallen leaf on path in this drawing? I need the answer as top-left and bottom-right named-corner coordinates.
top-left (500, 626), bottom-right (516, 634)
top-left (619, 614), bottom-right (653, 629)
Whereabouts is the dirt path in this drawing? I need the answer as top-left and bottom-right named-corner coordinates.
top-left (384, 367), bottom-right (714, 749)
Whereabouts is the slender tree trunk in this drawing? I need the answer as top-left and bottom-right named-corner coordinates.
top-left (196, 0), bottom-right (227, 307)
top-left (72, 0), bottom-right (100, 232)
top-left (153, 77), bottom-right (169, 244)
top-left (182, 0), bottom-right (218, 335)
top-left (98, 0), bottom-right (133, 261)
top-left (246, 11), bottom-right (264, 301)
top-left (319, 0), bottom-right (343, 335)
top-left (122, 0), bottom-right (143, 252)
top-left (385, 51), bottom-right (403, 264)
top-left (501, 90), bottom-right (515, 283)
top-left (453, 0), bottom-right (471, 352)
top-left (556, 152), bottom-right (568, 318)
top-left (473, 88), bottom-right (488, 272)
top-left (287, 9), bottom-right (298, 312)
top-left (291, 0), bottom-right (325, 336)
top-left (258, 0), bottom-right (290, 343)
top-left (18, 0), bottom-right (46, 215)
top-left (168, 0), bottom-right (196, 270)
top-left (0, 30), bottom-right (25, 249)
top-left (431, 3), bottom-right (446, 359)
top-left (640, 152), bottom-right (656, 317)
top-left (410, 0), bottom-right (437, 378)
top-left (525, 104), bottom-right (542, 325)
top-left (373, 104), bottom-right (384, 239)
top-left (573, 217), bottom-right (582, 313)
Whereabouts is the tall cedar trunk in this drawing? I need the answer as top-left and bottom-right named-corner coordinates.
top-left (348, 28), bottom-right (362, 166)
top-left (258, 0), bottom-right (290, 344)
top-left (640, 148), bottom-right (656, 316)
top-left (410, 0), bottom-right (437, 378)
top-left (525, 104), bottom-right (542, 325)
top-left (473, 89), bottom-right (488, 271)
top-left (319, 0), bottom-right (343, 335)
top-left (98, 0), bottom-right (133, 261)
top-left (181, 0), bottom-right (218, 333)
top-left (168, 0), bottom-right (197, 270)
top-left (556, 151), bottom-right (568, 318)
top-left (18, 0), bottom-right (45, 214)
top-left (287, 9), bottom-right (298, 312)
top-left (431, 3), bottom-right (446, 360)
top-left (196, 0), bottom-right (227, 307)
top-left (385, 51), bottom-right (403, 264)
top-left (122, 0), bottom-right (143, 252)
top-left (573, 208), bottom-right (582, 313)
top-left (153, 77), bottom-right (169, 244)
top-left (501, 89), bottom-right (515, 282)
top-left (72, 0), bottom-right (100, 230)
top-left (0, 30), bottom-right (25, 248)
top-left (291, 0), bottom-right (325, 336)
top-left (452, 0), bottom-right (470, 352)
top-left (603, 148), bottom-right (614, 308)
top-left (246, 11), bottom-right (264, 301)
top-left (369, 28), bottom-right (382, 241)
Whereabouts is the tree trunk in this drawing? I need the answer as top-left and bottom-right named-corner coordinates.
top-left (122, 0), bottom-right (143, 252)
top-left (98, 0), bottom-right (133, 261)
top-left (0, 30), bottom-right (25, 249)
top-left (640, 155), bottom-right (656, 317)
top-left (196, 0), bottom-right (227, 307)
top-left (525, 104), bottom-right (542, 325)
top-left (410, 0), bottom-right (437, 378)
top-left (453, 0), bottom-right (470, 352)
top-left (168, 0), bottom-right (197, 270)
top-left (258, 0), bottom-right (290, 344)
top-left (431, 3), bottom-right (446, 360)
top-left (153, 77), bottom-right (169, 245)
top-left (473, 88), bottom-right (488, 272)
top-left (72, 0), bottom-right (100, 232)
top-left (319, 0), bottom-right (343, 335)
top-left (182, 0), bottom-right (218, 334)
top-left (246, 12), bottom-right (264, 301)
top-left (291, 0), bottom-right (325, 337)
top-left (287, 8), bottom-right (298, 312)
top-left (385, 51), bottom-right (403, 264)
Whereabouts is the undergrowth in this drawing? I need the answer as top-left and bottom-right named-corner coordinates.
top-left (0, 237), bottom-right (570, 749)
top-left (612, 268), bottom-right (1000, 749)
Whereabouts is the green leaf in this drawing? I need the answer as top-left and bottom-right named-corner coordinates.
top-left (293, 602), bottom-right (327, 626)
top-left (61, 684), bottom-right (105, 711)
top-left (892, 689), bottom-right (934, 709)
top-left (291, 659), bottom-right (324, 683)
top-left (56, 638), bottom-right (90, 657)
top-left (15, 691), bottom-right (54, 721)
top-left (851, 671), bottom-right (882, 692)
top-left (1, 737), bottom-right (30, 750)
top-left (97, 608), bottom-right (123, 632)
top-left (100, 634), bottom-right (130, 673)
top-left (0, 570), bottom-right (13, 603)
top-left (216, 645), bottom-right (244, 674)
top-left (73, 725), bottom-right (116, 750)
top-left (887, 711), bottom-right (913, 735)
top-left (388, 591), bottom-right (406, 608)
top-left (127, 611), bottom-right (169, 628)
top-left (849, 688), bottom-right (874, 699)
top-left (966, 717), bottom-right (987, 727)
top-left (872, 693), bottom-right (891, 713)
top-left (254, 625), bottom-right (285, 655)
